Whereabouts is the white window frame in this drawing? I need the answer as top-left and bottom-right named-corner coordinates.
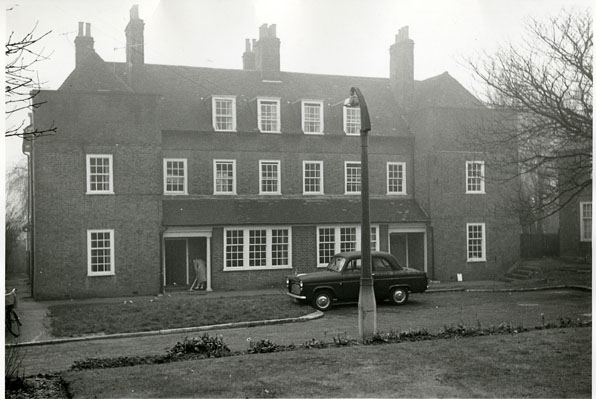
top-left (87, 229), bottom-right (115, 276)
top-left (303, 161), bottom-right (324, 195)
top-left (213, 159), bottom-right (237, 195)
top-left (345, 161), bottom-right (361, 194)
top-left (466, 223), bottom-right (486, 262)
top-left (212, 95), bottom-right (237, 132)
top-left (580, 201), bottom-right (592, 242)
top-left (86, 154), bottom-right (114, 194)
top-left (259, 160), bottom-right (281, 195)
top-left (343, 106), bottom-right (361, 136)
top-left (163, 158), bottom-right (188, 195)
top-left (257, 97), bottom-right (281, 133)
top-left (223, 227), bottom-right (292, 270)
top-left (466, 161), bottom-right (485, 194)
top-left (301, 100), bottom-right (324, 135)
top-left (316, 225), bottom-right (380, 267)
top-left (387, 162), bottom-right (407, 195)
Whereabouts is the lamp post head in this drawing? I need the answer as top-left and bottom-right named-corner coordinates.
top-left (343, 86), bottom-right (371, 133)
top-left (343, 91), bottom-right (360, 108)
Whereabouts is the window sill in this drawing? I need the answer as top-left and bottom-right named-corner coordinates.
top-left (304, 131), bottom-right (324, 135)
top-left (387, 192), bottom-right (407, 196)
top-left (214, 192), bottom-right (237, 195)
top-left (223, 266), bottom-right (292, 271)
top-left (88, 272), bottom-right (116, 277)
top-left (467, 258), bottom-right (487, 263)
top-left (163, 192), bottom-right (188, 196)
top-left (465, 191), bottom-right (486, 195)
top-left (86, 191), bottom-right (114, 195)
top-left (259, 131), bottom-right (282, 134)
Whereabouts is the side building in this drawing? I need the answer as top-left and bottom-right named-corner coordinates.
top-left (26, 7), bottom-right (520, 299)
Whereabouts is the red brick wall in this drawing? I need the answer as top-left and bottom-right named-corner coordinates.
top-left (32, 91), bottom-right (164, 299)
top-left (410, 107), bottom-right (521, 281)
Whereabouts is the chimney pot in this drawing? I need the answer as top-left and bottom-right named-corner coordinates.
top-left (85, 23), bottom-right (91, 37)
top-left (245, 38), bottom-right (251, 52)
top-left (78, 21), bottom-right (84, 36)
top-left (130, 4), bottom-right (139, 19)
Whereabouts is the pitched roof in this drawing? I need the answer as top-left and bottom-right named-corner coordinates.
top-left (59, 52), bottom-right (132, 92)
top-left (162, 197), bottom-right (429, 226)
top-left (411, 72), bottom-right (484, 109)
top-left (100, 63), bottom-right (411, 136)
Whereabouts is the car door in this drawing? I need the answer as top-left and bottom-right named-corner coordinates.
top-left (338, 258), bottom-right (361, 301)
top-left (372, 256), bottom-right (394, 299)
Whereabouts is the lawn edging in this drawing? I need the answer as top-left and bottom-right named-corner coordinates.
top-left (6, 310), bottom-right (324, 348)
top-left (426, 284), bottom-right (591, 293)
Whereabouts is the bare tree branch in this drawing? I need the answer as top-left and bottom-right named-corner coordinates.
top-left (5, 21), bottom-right (55, 139)
top-left (463, 9), bottom-right (592, 231)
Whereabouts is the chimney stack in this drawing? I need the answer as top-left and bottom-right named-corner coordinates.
top-left (254, 24), bottom-right (280, 75)
top-left (125, 4), bottom-right (145, 65)
top-left (74, 21), bottom-right (94, 68)
top-left (242, 38), bottom-right (256, 70)
top-left (389, 26), bottom-right (414, 107)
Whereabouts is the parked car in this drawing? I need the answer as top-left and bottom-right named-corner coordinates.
top-left (286, 251), bottom-right (428, 311)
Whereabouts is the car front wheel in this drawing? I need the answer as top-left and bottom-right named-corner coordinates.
top-left (312, 290), bottom-right (333, 311)
top-left (389, 287), bottom-right (409, 305)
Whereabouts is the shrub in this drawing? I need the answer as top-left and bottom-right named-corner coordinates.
top-left (169, 334), bottom-right (231, 358)
top-left (5, 347), bottom-right (27, 391)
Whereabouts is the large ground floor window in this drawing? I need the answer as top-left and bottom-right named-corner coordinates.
top-left (224, 227), bottom-right (292, 270)
top-left (317, 225), bottom-right (379, 267)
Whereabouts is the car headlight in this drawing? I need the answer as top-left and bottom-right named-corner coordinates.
top-left (286, 278), bottom-right (289, 288)
top-left (299, 280), bottom-right (303, 289)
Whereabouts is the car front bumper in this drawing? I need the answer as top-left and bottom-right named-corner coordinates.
top-left (285, 291), bottom-right (307, 300)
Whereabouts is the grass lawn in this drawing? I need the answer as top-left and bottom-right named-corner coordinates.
top-left (47, 294), bottom-right (311, 337)
top-left (62, 327), bottom-right (591, 398)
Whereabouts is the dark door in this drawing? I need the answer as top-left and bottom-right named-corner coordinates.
top-left (390, 233), bottom-right (408, 267)
top-left (165, 239), bottom-right (187, 286)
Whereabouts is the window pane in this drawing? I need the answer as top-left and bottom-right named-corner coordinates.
top-left (467, 224), bottom-right (484, 260)
top-left (304, 162), bottom-right (321, 193)
top-left (272, 229), bottom-right (289, 266)
top-left (88, 156), bottom-right (111, 192)
top-left (226, 230), bottom-right (244, 267)
top-left (340, 227), bottom-right (357, 252)
top-left (388, 163), bottom-right (404, 193)
top-left (216, 162), bottom-right (234, 193)
top-left (89, 231), bottom-right (112, 273)
top-left (303, 103), bottom-right (322, 133)
top-left (260, 162), bottom-right (279, 193)
top-left (260, 101), bottom-right (279, 132)
top-left (249, 230), bottom-right (267, 266)
top-left (318, 228), bottom-right (335, 265)
top-left (345, 108), bottom-right (361, 134)
top-left (346, 163), bottom-right (361, 193)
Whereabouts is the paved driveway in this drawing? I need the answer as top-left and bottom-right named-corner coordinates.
top-left (11, 288), bottom-right (591, 376)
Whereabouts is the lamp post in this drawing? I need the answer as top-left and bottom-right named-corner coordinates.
top-left (344, 87), bottom-right (376, 340)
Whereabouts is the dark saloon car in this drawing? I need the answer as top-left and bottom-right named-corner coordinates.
top-left (286, 251), bottom-right (428, 311)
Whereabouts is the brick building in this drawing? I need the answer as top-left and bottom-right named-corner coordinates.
top-left (26, 6), bottom-right (520, 299)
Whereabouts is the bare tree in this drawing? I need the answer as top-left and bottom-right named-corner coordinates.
top-left (5, 163), bottom-right (28, 269)
top-left (5, 21), bottom-right (56, 138)
top-left (465, 9), bottom-right (592, 229)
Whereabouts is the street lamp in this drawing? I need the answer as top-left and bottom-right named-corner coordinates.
top-left (344, 87), bottom-right (376, 340)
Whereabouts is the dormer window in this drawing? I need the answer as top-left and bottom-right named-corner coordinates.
top-left (258, 97), bottom-right (281, 133)
top-left (301, 100), bottom-right (324, 134)
top-left (344, 107), bottom-right (361, 135)
top-left (212, 96), bottom-right (236, 132)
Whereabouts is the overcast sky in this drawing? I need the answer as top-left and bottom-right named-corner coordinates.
top-left (2, 0), bottom-right (592, 168)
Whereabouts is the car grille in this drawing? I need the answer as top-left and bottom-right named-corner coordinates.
top-left (290, 282), bottom-right (301, 295)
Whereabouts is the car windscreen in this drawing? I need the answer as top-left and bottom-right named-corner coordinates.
top-left (326, 257), bottom-right (346, 272)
